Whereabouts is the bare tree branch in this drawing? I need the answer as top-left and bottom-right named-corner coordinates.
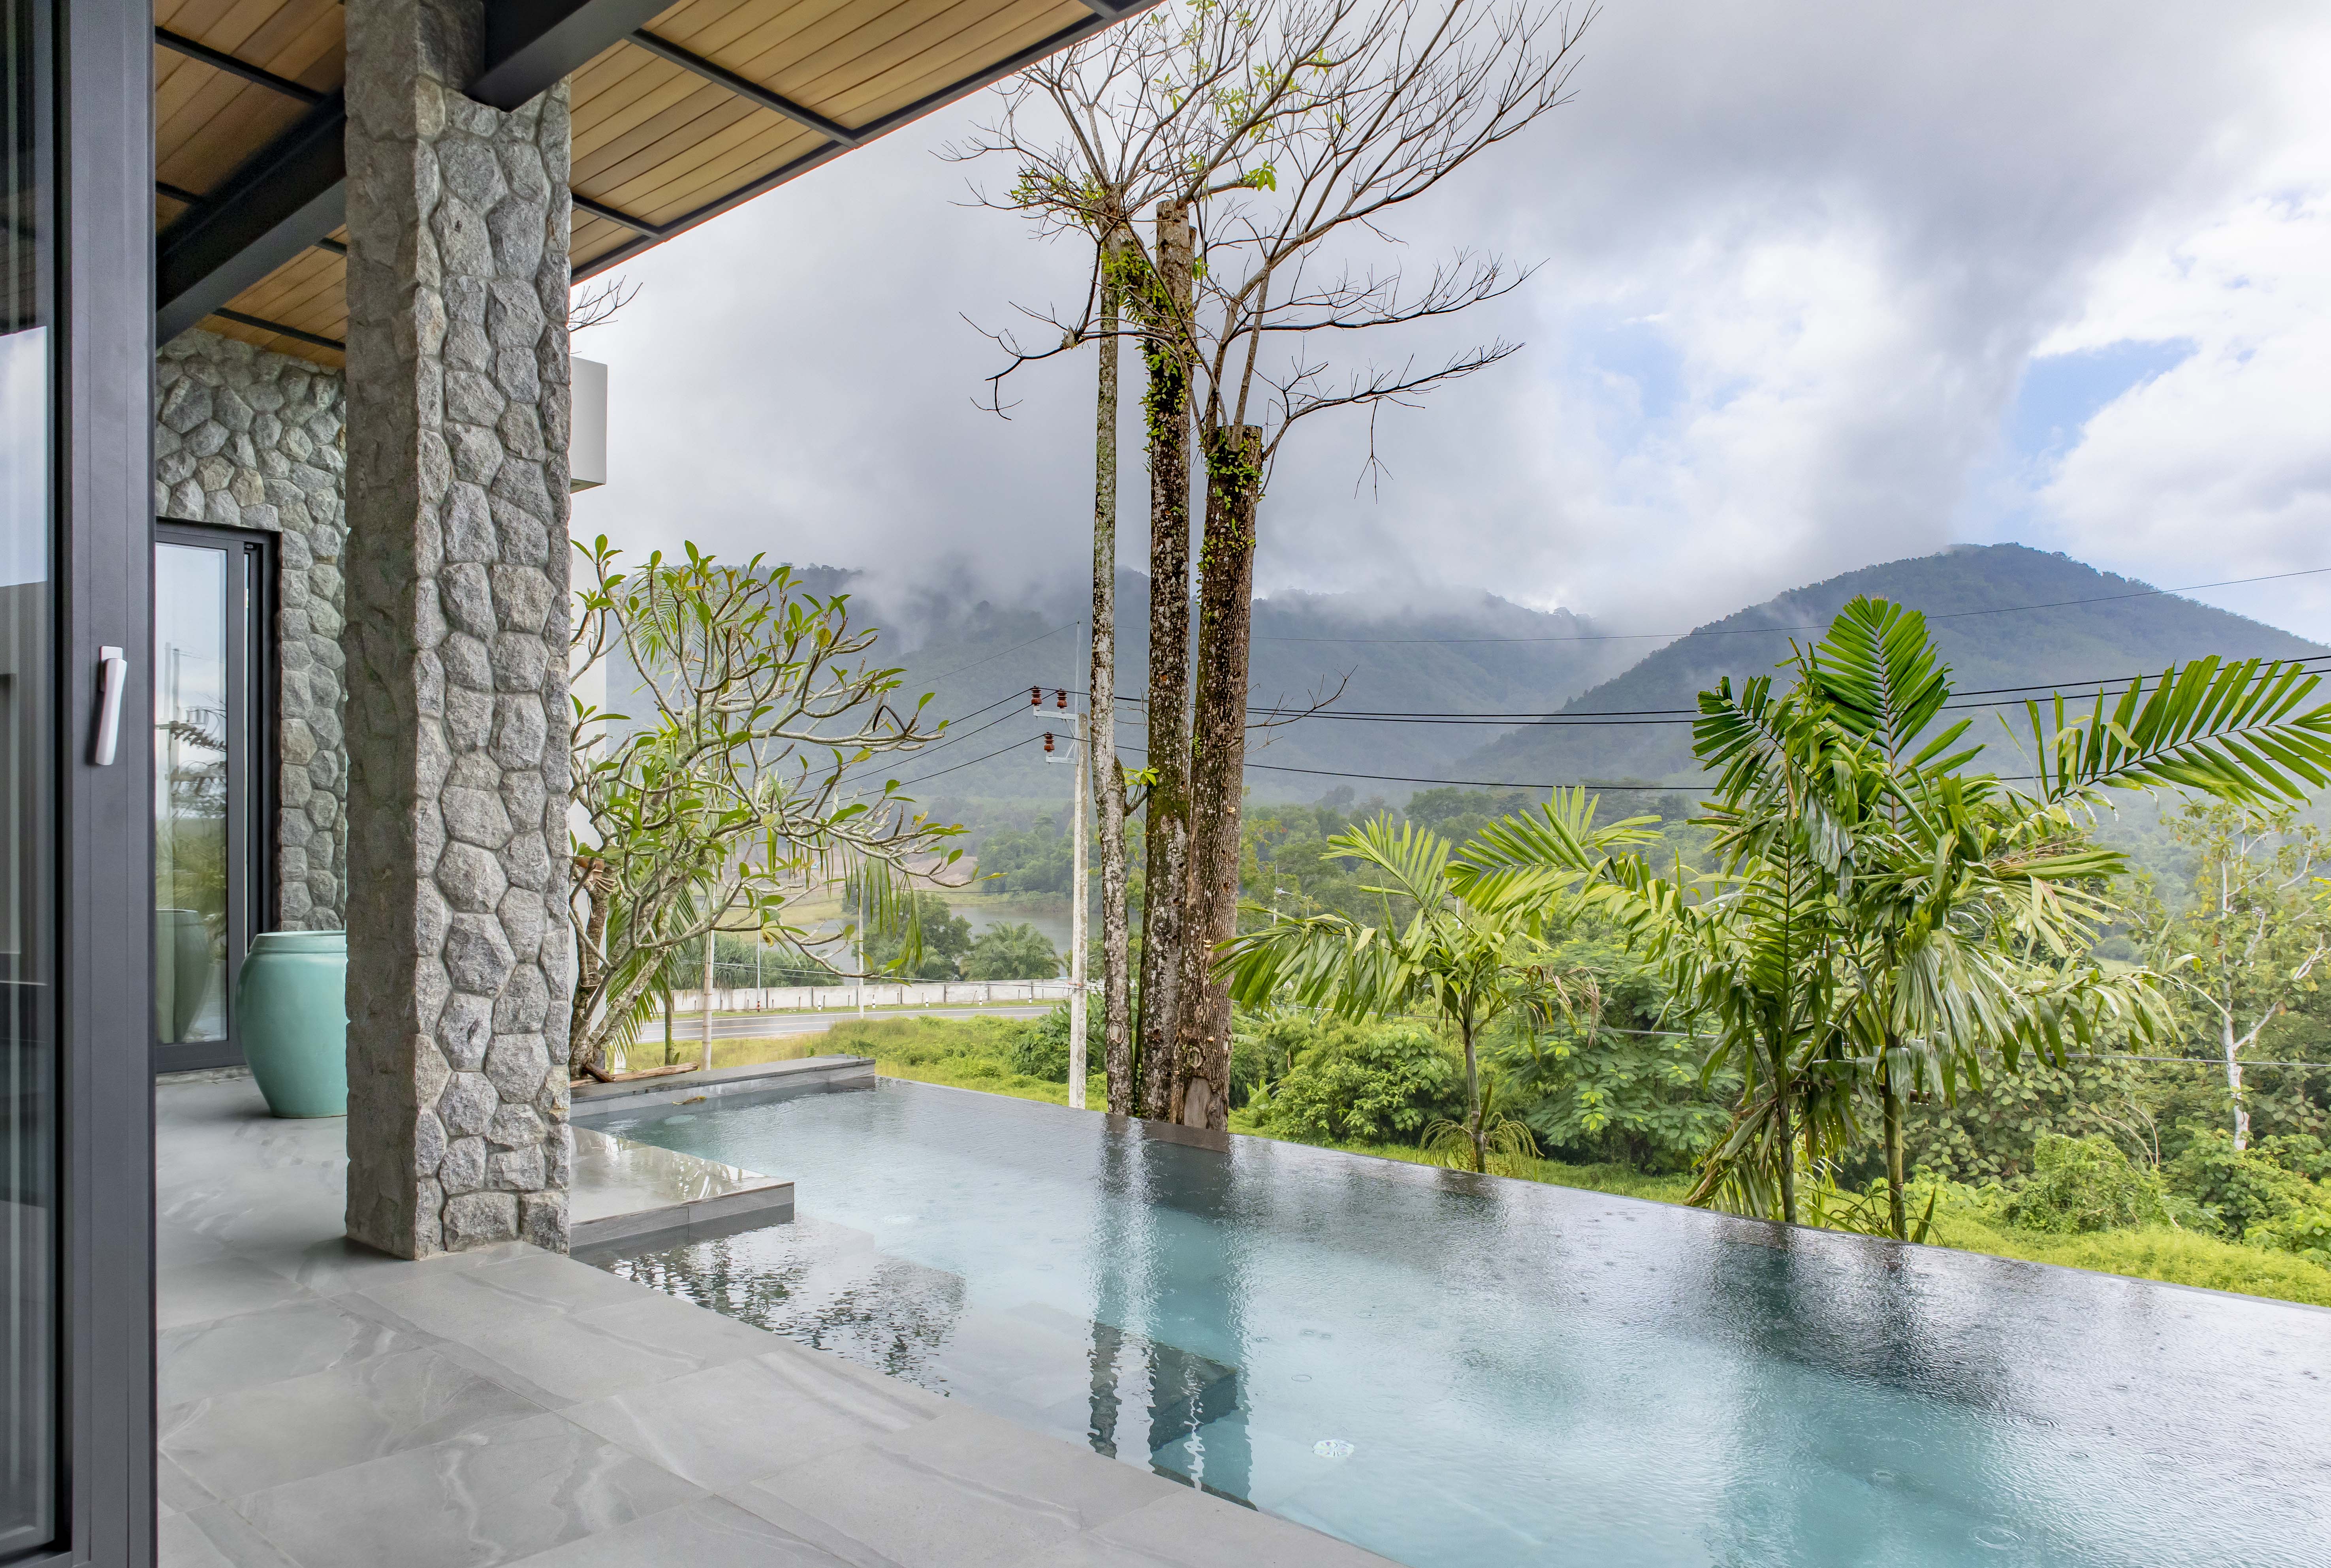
top-left (570, 274), bottom-right (641, 334)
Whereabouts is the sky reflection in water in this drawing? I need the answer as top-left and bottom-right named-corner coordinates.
top-left (586, 1081), bottom-right (2330, 1568)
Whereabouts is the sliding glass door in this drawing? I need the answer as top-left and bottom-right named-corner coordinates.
top-left (153, 526), bottom-right (269, 1073)
top-left (0, 0), bottom-right (54, 1546)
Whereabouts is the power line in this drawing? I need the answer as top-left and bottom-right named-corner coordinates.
top-left (888, 733), bottom-right (1046, 790)
top-left (1553, 1025), bottom-right (2331, 1071)
top-left (1108, 739), bottom-right (1691, 793)
top-left (856, 644), bottom-right (2331, 793)
top-left (1089, 654), bottom-right (2331, 726)
top-left (1249, 565), bottom-right (2331, 646)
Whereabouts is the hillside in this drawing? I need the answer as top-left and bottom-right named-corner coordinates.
top-left (598, 544), bottom-right (2327, 810)
top-left (871, 574), bottom-right (1637, 803)
top-left (1454, 545), bottom-right (2330, 787)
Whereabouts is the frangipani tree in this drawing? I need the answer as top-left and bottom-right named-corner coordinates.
top-left (568, 539), bottom-right (956, 1075)
top-left (1461, 596), bottom-right (2331, 1234)
top-left (1221, 794), bottom-right (1657, 1171)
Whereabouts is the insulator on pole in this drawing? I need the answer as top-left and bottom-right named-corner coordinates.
top-left (1043, 732), bottom-right (1055, 754)
top-left (1055, 687), bottom-right (1068, 710)
top-left (1030, 686), bottom-right (1042, 708)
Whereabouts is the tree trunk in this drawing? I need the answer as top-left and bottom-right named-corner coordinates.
top-left (1882, 1053), bottom-right (1906, 1240)
top-left (1167, 424), bottom-right (1262, 1131)
top-left (1092, 224), bottom-right (1136, 1117)
top-left (1462, 1016), bottom-right (1484, 1174)
top-left (570, 855), bottom-right (614, 1072)
top-left (1775, 1049), bottom-right (1797, 1226)
top-left (2224, 1013), bottom-right (2250, 1151)
top-left (1136, 200), bottom-right (1195, 1120)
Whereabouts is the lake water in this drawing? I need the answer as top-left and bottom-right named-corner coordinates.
top-left (580, 1080), bottom-right (2331, 1568)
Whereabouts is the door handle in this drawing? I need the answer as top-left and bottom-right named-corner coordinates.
top-left (91, 644), bottom-right (126, 766)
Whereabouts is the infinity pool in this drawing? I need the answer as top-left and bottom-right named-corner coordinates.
top-left (580, 1079), bottom-right (2330, 1568)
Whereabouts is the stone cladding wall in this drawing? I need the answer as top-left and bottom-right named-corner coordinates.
top-left (341, 0), bottom-right (574, 1258)
top-left (154, 331), bottom-right (350, 930)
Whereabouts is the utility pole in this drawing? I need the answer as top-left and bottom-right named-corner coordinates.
top-left (1069, 701), bottom-right (1089, 1109)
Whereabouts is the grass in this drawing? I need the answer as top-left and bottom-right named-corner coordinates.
top-left (1920, 1211), bottom-right (2331, 1308)
top-left (668, 1013), bottom-right (2331, 1310)
top-left (620, 1034), bottom-right (822, 1073)
top-left (706, 1014), bottom-right (1104, 1109)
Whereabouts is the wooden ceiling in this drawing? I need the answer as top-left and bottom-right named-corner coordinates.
top-left (154, 0), bottom-right (1136, 368)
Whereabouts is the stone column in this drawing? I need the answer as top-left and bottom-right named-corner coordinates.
top-left (341, 0), bottom-right (572, 1257)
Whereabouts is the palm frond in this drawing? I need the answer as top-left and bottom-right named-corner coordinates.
top-left (1810, 595), bottom-right (1954, 760)
top-left (2025, 657), bottom-right (2331, 805)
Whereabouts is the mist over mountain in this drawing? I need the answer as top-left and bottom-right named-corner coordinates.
top-left (860, 575), bottom-right (1637, 802)
top-left (721, 543), bottom-right (2325, 808)
top-left (1456, 544), bottom-right (2330, 788)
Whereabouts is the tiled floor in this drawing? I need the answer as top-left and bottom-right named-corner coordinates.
top-left (156, 1074), bottom-right (1394, 1568)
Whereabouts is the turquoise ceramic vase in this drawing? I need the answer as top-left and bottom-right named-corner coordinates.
top-left (235, 929), bottom-right (349, 1118)
top-left (156, 908), bottom-right (214, 1042)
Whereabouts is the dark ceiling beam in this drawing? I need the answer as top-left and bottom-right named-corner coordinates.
top-left (162, 0), bottom-right (1169, 340)
top-left (155, 92), bottom-right (346, 344)
top-left (571, 193), bottom-right (663, 237)
top-left (573, 0), bottom-right (1168, 284)
top-left (211, 308), bottom-right (346, 354)
top-left (470, 0), bottom-right (677, 110)
top-left (626, 30), bottom-right (862, 146)
top-left (154, 26), bottom-right (326, 105)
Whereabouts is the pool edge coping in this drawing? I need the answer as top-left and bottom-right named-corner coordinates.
top-left (865, 1076), bottom-right (2331, 1319)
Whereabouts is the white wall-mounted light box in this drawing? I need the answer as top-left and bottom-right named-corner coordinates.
top-left (571, 357), bottom-right (608, 492)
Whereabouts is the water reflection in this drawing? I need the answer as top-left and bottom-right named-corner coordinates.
top-left (589, 1082), bottom-right (2331, 1568)
top-left (154, 541), bottom-right (228, 1044)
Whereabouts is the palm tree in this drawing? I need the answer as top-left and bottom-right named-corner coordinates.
top-left (1462, 596), bottom-right (2331, 1233)
top-left (1220, 796), bottom-right (1657, 1172)
top-left (963, 922), bottom-right (1063, 981)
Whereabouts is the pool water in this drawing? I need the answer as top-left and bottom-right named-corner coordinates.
top-left (581, 1080), bottom-right (2331, 1568)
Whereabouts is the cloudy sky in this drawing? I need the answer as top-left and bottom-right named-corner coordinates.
top-left (570, 0), bottom-right (2331, 643)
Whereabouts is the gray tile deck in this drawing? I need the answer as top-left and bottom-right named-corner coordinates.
top-left (156, 1074), bottom-right (1396, 1568)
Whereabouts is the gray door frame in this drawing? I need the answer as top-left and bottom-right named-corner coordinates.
top-left (150, 521), bottom-right (275, 1077)
top-left (43, 0), bottom-right (158, 1561)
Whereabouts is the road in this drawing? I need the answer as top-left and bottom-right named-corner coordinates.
top-left (658, 1003), bottom-right (1057, 1042)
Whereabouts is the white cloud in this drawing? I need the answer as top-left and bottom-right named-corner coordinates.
top-left (571, 0), bottom-right (2331, 641)
top-left (2030, 60), bottom-right (2331, 638)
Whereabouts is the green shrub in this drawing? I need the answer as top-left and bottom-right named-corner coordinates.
top-left (1902, 1057), bottom-right (2149, 1184)
top-left (1008, 1005), bottom-right (1072, 1083)
top-left (2256, 1133), bottom-right (2331, 1182)
top-left (1260, 1021), bottom-right (1460, 1144)
top-left (2000, 1134), bottom-right (2167, 1234)
top-left (2247, 1206), bottom-right (2331, 1267)
top-left (1229, 1010), bottom-right (1325, 1110)
top-left (2165, 1132), bottom-right (2322, 1237)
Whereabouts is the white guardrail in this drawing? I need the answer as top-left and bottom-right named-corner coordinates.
top-left (666, 980), bottom-right (1080, 1013)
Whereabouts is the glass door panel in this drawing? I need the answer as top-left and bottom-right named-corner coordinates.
top-left (153, 530), bottom-right (265, 1069)
top-left (154, 543), bottom-right (228, 1046)
top-left (0, 0), bottom-right (52, 1545)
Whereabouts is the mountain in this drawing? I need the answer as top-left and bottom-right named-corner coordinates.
top-left (1452, 545), bottom-right (2330, 788)
top-left (879, 574), bottom-right (1638, 805)
top-left (607, 543), bottom-right (2327, 810)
